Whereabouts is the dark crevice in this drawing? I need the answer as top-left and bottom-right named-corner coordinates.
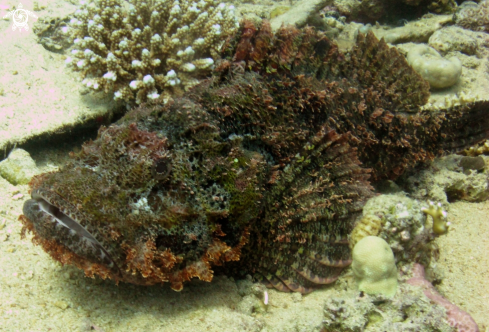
top-left (4, 106), bottom-right (126, 165)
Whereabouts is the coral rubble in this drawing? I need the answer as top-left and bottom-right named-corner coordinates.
top-left (67, 0), bottom-right (238, 104)
top-left (407, 263), bottom-right (480, 332)
top-left (20, 21), bottom-right (489, 294)
top-left (322, 286), bottom-right (456, 332)
top-left (404, 155), bottom-right (489, 204)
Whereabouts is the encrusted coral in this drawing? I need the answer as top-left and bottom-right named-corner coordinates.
top-left (361, 194), bottom-right (439, 266)
top-left (67, 0), bottom-right (238, 104)
top-left (425, 0), bottom-right (457, 14)
top-left (404, 155), bottom-right (489, 204)
top-left (463, 140), bottom-right (489, 156)
top-left (20, 21), bottom-right (489, 294)
top-left (454, 0), bottom-right (489, 33)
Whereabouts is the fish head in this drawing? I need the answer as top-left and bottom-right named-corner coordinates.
top-left (21, 117), bottom-right (259, 289)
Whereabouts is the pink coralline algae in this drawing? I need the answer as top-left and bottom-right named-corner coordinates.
top-left (407, 263), bottom-right (479, 332)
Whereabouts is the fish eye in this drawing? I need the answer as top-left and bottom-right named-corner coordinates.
top-left (152, 157), bottom-right (172, 181)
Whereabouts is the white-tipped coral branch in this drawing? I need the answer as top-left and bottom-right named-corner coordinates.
top-left (68, 0), bottom-right (238, 104)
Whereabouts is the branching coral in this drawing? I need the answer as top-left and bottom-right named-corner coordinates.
top-left (67, 0), bottom-right (238, 104)
top-left (421, 200), bottom-right (449, 235)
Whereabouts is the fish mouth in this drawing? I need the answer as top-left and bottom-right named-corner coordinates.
top-left (23, 189), bottom-right (120, 275)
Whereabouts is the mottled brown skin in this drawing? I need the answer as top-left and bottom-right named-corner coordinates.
top-left (21, 22), bottom-right (489, 293)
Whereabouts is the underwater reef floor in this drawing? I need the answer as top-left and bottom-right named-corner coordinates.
top-left (0, 0), bottom-right (488, 330)
top-left (0, 139), bottom-right (488, 331)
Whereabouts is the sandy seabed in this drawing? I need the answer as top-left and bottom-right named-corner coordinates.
top-left (0, 0), bottom-right (488, 331)
top-left (1, 177), bottom-right (488, 332)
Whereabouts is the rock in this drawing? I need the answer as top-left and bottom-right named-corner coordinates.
top-left (429, 26), bottom-right (489, 55)
top-left (0, 149), bottom-right (41, 185)
top-left (323, 286), bottom-right (456, 331)
top-left (53, 300), bottom-right (69, 310)
top-left (460, 156), bottom-right (486, 171)
top-left (361, 193), bottom-right (436, 265)
top-left (236, 276), bottom-right (255, 297)
top-left (333, 0), bottom-right (385, 21)
top-left (237, 294), bottom-right (266, 315)
top-left (0, 0), bottom-right (120, 153)
top-left (270, 0), bottom-right (330, 31)
top-left (371, 15), bottom-right (452, 44)
top-left (405, 154), bottom-right (489, 203)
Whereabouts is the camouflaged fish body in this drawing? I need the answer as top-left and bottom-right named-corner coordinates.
top-left (21, 22), bottom-right (489, 293)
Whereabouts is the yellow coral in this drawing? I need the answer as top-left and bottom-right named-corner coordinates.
top-left (352, 236), bottom-right (398, 297)
top-left (350, 214), bottom-right (383, 248)
top-left (463, 140), bottom-right (489, 156)
top-left (421, 201), bottom-right (449, 235)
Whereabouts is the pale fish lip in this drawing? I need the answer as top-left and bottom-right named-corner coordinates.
top-left (23, 189), bottom-right (120, 274)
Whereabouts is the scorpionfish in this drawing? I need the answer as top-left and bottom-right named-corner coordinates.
top-left (21, 22), bottom-right (489, 293)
